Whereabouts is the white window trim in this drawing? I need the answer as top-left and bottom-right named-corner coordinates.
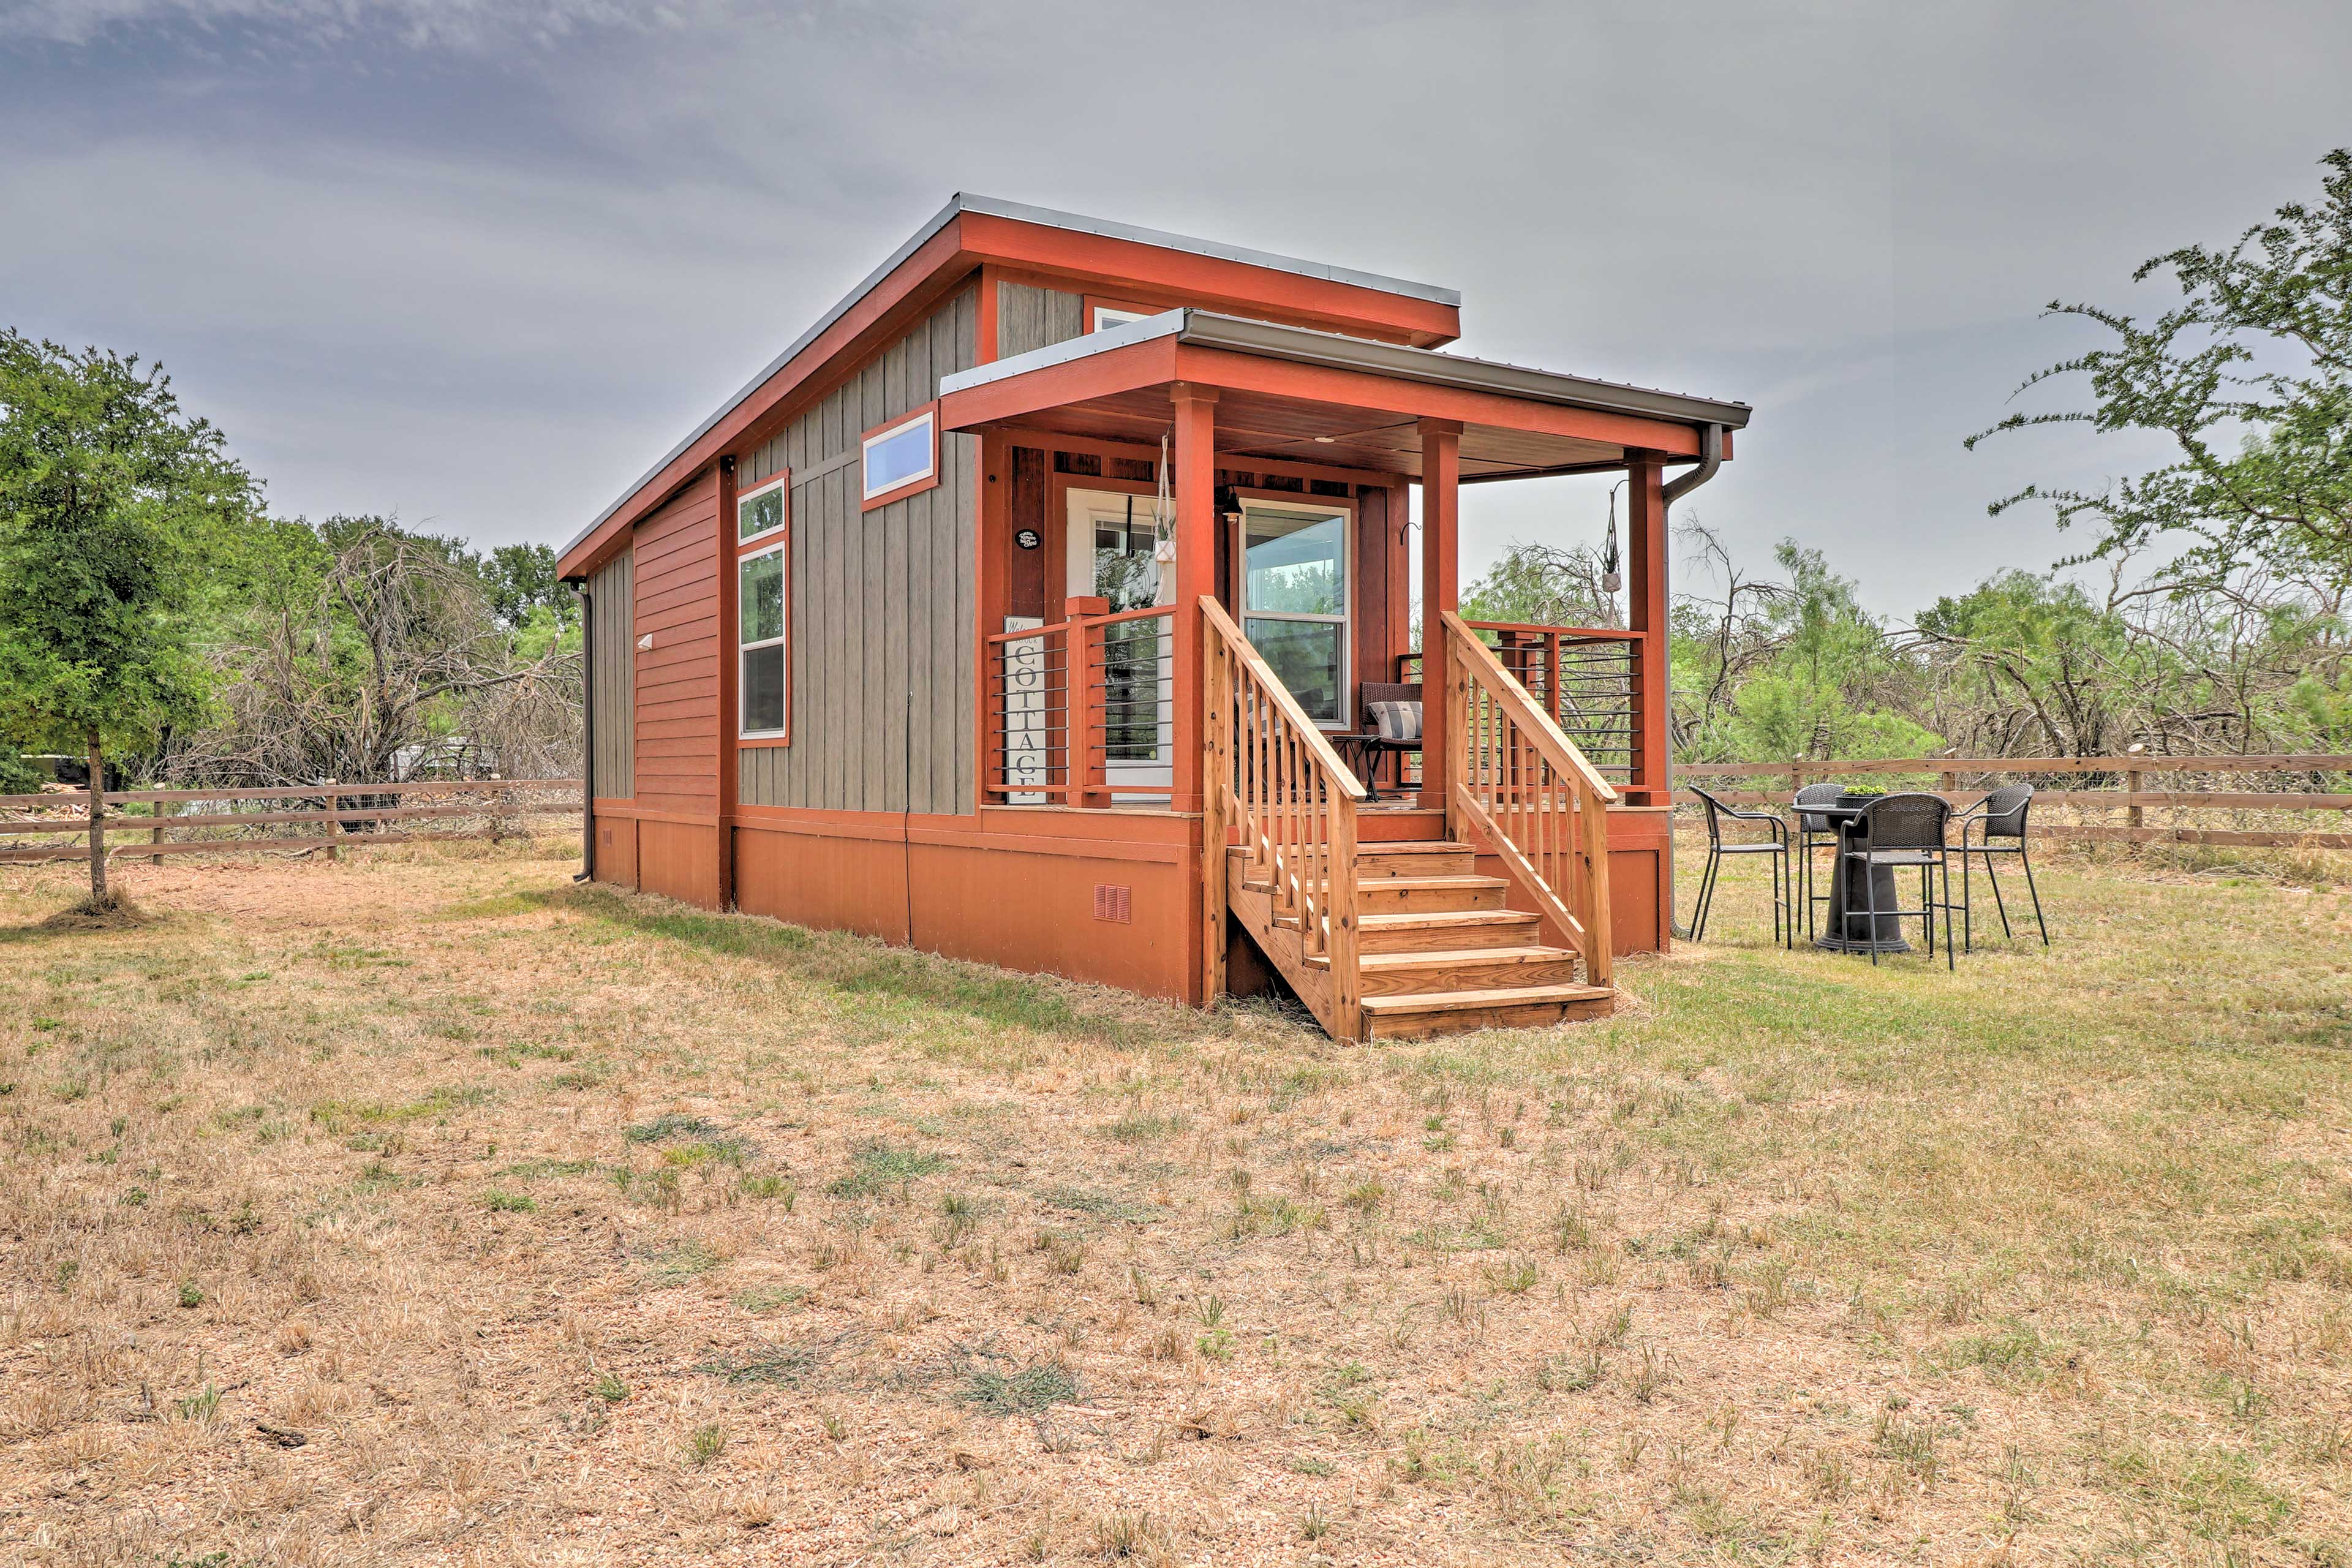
top-left (739, 543), bottom-right (788, 739)
top-left (737, 471), bottom-right (790, 546)
top-left (861, 409), bottom-right (937, 501)
top-left (1090, 305), bottom-right (1155, 333)
top-left (1237, 496), bottom-right (1354, 730)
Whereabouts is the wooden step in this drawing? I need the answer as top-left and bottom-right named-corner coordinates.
top-left (1308, 944), bottom-right (1586, 995)
top-left (1360, 983), bottom-right (1615, 1040)
top-left (1356, 910), bottom-right (1544, 953)
top-left (1354, 875), bottom-right (1507, 914)
top-left (1352, 841), bottom-right (1477, 879)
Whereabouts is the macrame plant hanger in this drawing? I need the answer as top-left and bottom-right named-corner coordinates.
top-left (1602, 480), bottom-right (1626, 603)
top-left (1150, 431), bottom-right (1177, 606)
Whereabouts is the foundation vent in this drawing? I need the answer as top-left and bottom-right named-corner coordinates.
top-left (1093, 884), bottom-right (1132, 924)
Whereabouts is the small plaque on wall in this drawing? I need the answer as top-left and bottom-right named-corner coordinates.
top-left (1014, 527), bottom-right (1041, 550)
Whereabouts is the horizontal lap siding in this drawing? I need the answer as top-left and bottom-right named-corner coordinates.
top-left (589, 551), bottom-right (634, 799)
top-left (632, 470), bottom-right (720, 818)
top-left (740, 284), bottom-right (978, 816)
top-left (997, 281), bottom-right (1085, 358)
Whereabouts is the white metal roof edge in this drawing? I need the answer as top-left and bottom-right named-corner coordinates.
top-left (561, 197), bottom-right (1460, 568)
top-left (939, 309), bottom-right (1754, 432)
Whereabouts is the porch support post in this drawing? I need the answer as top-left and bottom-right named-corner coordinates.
top-left (1626, 452), bottom-right (1669, 804)
top-left (1417, 418), bottom-right (1461, 813)
top-left (1170, 384), bottom-right (1218, 817)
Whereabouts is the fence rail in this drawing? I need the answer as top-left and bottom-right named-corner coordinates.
top-left (0, 779), bottom-right (583, 865)
top-left (1675, 755), bottom-right (2352, 850)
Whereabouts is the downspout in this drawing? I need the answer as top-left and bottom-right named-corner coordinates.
top-left (1659, 423), bottom-right (1722, 940)
top-left (575, 583), bottom-right (595, 883)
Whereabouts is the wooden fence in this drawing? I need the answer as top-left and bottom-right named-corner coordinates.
top-left (1673, 755), bottom-right (2352, 850)
top-left (0, 780), bottom-right (584, 865)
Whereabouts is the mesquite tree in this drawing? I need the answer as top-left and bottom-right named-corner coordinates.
top-left (1970, 148), bottom-right (2351, 597)
top-left (0, 331), bottom-right (258, 902)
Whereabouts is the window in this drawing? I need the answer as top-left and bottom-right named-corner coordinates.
top-left (1087, 298), bottom-right (1168, 333)
top-left (739, 545), bottom-right (786, 737)
top-left (1240, 500), bottom-right (1349, 725)
top-left (861, 409), bottom-right (937, 505)
top-left (737, 472), bottom-right (786, 543)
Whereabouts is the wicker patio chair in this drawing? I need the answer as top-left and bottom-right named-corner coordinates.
top-left (1953, 783), bottom-right (2049, 948)
top-left (1687, 786), bottom-right (1794, 948)
top-left (1842, 791), bottom-right (1956, 968)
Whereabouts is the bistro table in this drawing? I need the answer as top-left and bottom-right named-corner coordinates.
top-left (1804, 791), bottom-right (1913, 954)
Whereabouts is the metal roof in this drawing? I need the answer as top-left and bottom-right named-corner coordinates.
top-left (559, 196), bottom-right (1458, 567)
top-left (939, 309), bottom-right (1754, 432)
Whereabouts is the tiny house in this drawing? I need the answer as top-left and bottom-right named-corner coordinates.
top-left (559, 196), bottom-right (1747, 1040)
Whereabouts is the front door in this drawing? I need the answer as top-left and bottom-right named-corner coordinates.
top-left (1065, 488), bottom-right (1174, 795)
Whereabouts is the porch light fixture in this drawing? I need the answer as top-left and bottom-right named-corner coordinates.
top-left (1215, 483), bottom-right (1242, 523)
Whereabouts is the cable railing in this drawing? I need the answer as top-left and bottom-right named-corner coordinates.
top-left (984, 603), bottom-right (1175, 807)
top-left (1401, 621), bottom-right (1639, 790)
top-left (1438, 611), bottom-right (1616, 987)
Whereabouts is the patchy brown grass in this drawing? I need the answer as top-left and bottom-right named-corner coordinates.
top-left (0, 836), bottom-right (2347, 1566)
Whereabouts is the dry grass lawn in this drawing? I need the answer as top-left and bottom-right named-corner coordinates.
top-left (1, 837), bottom-right (2348, 1566)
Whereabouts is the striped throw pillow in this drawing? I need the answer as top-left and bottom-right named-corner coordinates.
top-left (1368, 700), bottom-right (1422, 743)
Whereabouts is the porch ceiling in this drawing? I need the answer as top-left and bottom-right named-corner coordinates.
top-left (938, 309), bottom-right (1749, 483)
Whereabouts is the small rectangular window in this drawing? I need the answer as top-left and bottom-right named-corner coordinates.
top-left (739, 545), bottom-right (786, 736)
top-left (737, 473), bottom-right (786, 542)
top-left (861, 409), bottom-right (936, 503)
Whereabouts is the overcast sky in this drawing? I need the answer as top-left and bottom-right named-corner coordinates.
top-left (4, 0), bottom-right (2347, 615)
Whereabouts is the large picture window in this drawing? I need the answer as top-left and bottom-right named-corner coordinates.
top-left (861, 408), bottom-right (937, 507)
top-left (1240, 500), bottom-right (1349, 725)
top-left (740, 544), bottom-right (786, 737)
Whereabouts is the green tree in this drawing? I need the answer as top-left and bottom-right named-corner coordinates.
top-left (0, 331), bottom-right (260, 900)
top-left (1969, 148), bottom-right (2352, 595)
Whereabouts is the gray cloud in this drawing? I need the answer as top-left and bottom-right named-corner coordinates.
top-left (3, 0), bottom-right (2345, 612)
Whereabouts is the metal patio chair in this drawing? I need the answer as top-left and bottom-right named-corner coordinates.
top-left (1842, 791), bottom-right (1956, 969)
top-left (1793, 781), bottom-right (1846, 940)
top-left (1953, 783), bottom-right (2049, 948)
top-left (1687, 786), bottom-right (1793, 947)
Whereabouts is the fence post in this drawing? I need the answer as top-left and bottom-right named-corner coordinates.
top-left (2127, 769), bottom-right (2144, 831)
top-left (149, 797), bottom-right (168, 863)
top-left (325, 781), bottom-right (341, 862)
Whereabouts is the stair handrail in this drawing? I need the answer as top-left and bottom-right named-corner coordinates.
top-left (1439, 609), bottom-right (1616, 987)
top-left (1200, 595), bottom-right (1366, 1041)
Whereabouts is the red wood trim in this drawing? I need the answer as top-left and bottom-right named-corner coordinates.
top-left (940, 335), bottom-right (1182, 432)
top-left (859, 401), bottom-right (943, 511)
top-left (731, 802), bottom-right (1193, 862)
top-left (976, 263), bottom-right (1001, 365)
top-left (716, 457), bottom-right (740, 910)
top-left (959, 214), bottom-right (1458, 346)
top-left (1418, 420), bottom-right (1460, 812)
top-left (593, 801), bottom-right (720, 826)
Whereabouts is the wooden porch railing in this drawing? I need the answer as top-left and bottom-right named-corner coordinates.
top-left (984, 603), bottom-right (1175, 806)
top-left (1398, 621), bottom-right (1641, 792)
top-left (1438, 610), bottom-right (1616, 987)
top-left (1201, 596), bottom-right (1369, 1040)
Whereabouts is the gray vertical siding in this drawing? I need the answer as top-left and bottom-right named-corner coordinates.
top-left (589, 550), bottom-right (634, 799)
top-left (997, 281), bottom-right (1085, 358)
top-left (739, 284), bottom-right (978, 815)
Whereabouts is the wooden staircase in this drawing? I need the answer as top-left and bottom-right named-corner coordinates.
top-left (1202, 599), bottom-right (1620, 1044)
top-left (1231, 836), bottom-right (1612, 1039)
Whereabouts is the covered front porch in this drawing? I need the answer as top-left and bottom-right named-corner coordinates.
top-left (941, 309), bottom-right (1744, 1038)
